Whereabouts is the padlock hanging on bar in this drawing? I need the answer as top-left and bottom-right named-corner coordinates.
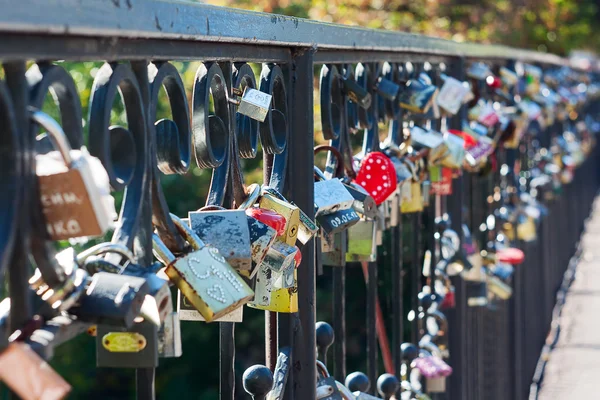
top-left (153, 216), bottom-right (254, 322)
top-left (229, 86), bottom-right (272, 122)
top-left (32, 110), bottom-right (116, 241)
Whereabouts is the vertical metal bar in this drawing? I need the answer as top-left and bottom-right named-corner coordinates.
top-left (445, 56), bottom-right (465, 400)
top-left (366, 261), bottom-right (378, 394)
top-left (411, 213), bottom-right (421, 344)
top-left (332, 267), bottom-right (346, 381)
top-left (220, 323), bottom-right (236, 400)
top-left (391, 222), bottom-right (403, 376)
top-left (289, 48), bottom-right (316, 400)
top-left (218, 60), bottom-right (236, 400)
top-left (131, 60), bottom-right (156, 400)
top-left (3, 62), bottom-right (32, 336)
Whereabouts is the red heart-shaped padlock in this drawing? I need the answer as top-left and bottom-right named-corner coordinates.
top-left (354, 152), bottom-right (398, 205)
top-left (497, 247), bottom-right (525, 265)
top-left (440, 288), bottom-right (456, 310)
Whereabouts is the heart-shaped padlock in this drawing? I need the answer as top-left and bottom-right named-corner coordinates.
top-left (440, 287), bottom-right (456, 310)
top-left (496, 247), bottom-right (525, 265)
top-left (354, 152), bottom-right (397, 205)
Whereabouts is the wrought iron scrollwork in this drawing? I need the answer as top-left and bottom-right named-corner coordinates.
top-left (0, 80), bottom-right (21, 279)
top-left (88, 62), bottom-right (148, 250)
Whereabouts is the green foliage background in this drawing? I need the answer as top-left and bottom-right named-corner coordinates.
top-left (3, 1), bottom-right (599, 399)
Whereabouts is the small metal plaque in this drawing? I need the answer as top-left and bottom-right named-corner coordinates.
top-left (101, 332), bottom-right (147, 353)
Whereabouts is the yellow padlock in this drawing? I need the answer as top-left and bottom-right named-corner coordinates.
top-left (401, 181), bottom-right (424, 213)
top-left (258, 193), bottom-right (300, 246)
top-left (517, 216), bottom-right (537, 242)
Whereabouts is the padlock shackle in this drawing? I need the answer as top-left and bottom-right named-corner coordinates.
top-left (30, 109), bottom-right (74, 166)
top-left (76, 243), bottom-right (135, 266)
top-left (237, 183), bottom-right (261, 210)
top-left (314, 144), bottom-right (356, 179)
top-left (152, 233), bottom-right (177, 265)
top-left (169, 213), bottom-right (206, 250)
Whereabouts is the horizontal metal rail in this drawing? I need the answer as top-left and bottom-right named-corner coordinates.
top-left (0, 0), bottom-right (568, 65)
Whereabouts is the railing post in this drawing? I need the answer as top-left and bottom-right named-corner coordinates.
top-left (289, 47), bottom-right (316, 400)
top-left (445, 56), bottom-right (466, 400)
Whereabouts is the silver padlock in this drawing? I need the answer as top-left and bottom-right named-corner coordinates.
top-left (314, 167), bottom-right (355, 217)
top-left (321, 230), bottom-right (347, 267)
top-left (231, 87), bottom-right (272, 122)
top-left (436, 74), bottom-right (471, 115)
top-left (188, 207), bottom-right (252, 272)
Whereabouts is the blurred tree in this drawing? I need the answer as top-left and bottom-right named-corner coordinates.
top-left (206, 0), bottom-right (600, 54)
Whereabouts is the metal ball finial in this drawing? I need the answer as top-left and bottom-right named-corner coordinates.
top-left (242, 365), bottom-right (273, 400)
top-left (377, 373), bottom-right (399, 399)
top-left (315, 321), bottom-right (335, 361)
top-left (345, 371), bottom-right (370, 393)
top-left (401, 342), bottom-right (419, 362)
top-left (418, 292), bottom-right (434, 311)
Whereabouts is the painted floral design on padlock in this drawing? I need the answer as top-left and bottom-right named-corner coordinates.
top-left (354, 152), bottom-right (398, 205)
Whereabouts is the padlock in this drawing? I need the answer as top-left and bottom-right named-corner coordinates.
top-left (517, 215), bottom-right (537, 242)
top-left (321, 230), bottom-right (348, 267)
top-left (259, 186), bottom-right (317, 245)
top-left (316, 360), bottom-right (344, 400)
top-left (343, 182), bottom-right (378, 219)
top-left (317, 207), bottom-right (360, 235)
top-left (157, 311), bottom-right (182, 358)
top-left (439, 284), bottom-right (456, 310)
top-left (466, 62), bottom-right (491, 81)
top-left (429, 166), bottom-right (452, 196)
top-left (346, 218), bottom-right (377, 262)
top-left (230, 86), bottom-right (272, 122)
top-left (341, 74), bottom-right (372, 109)
top-left (500, 66), bottom-right (519, 87)
top-left (398, 77), bottom-right (439, 114)
top-left (401, 159), bottom-right (424, 214)
top-left (247, 270), bottom-right (298, 312)
top-left (0, 342), bottom-right (72, 400)
top-left (464, 279), bottom-right (488, 307)
top-left (69, 272), bottom-right (151, 327)
top-left (314, 171), bottom-right (356, 218)
top-left (245, 213), bottom-right (278, 276)
top-left (74, 244), bottom-right (168, 326)
top-left (409, 126), bottom-right (447, 165)
top-left (426, 376), bottom-right (447, 393)
top-left (487, 275), bottom-right (513, 300)
top-left (188, 207), bottom-right (253, 272)
top-left (154, 215), bottom-right (254, 322)
top-left (354, 152), bottom-right (398, 205)
top-left (32, 110), bottom-right (116, 240)
top-left (436, 74), bottom-right (471, 115)
top-left (261, 240), bottom-right (298, 273)
top-left (440, 132), bottom-right (466, 170)
top-left (245, 187), bottom-right (302, 311)
top-left (374, 76), bottom-right (401, 101)
top-left (258, 188), bottom-right (301, 246)
top-left (29, 250), bottom-right (89, 313)
top-left (237, 184), bottom-right (281, 274)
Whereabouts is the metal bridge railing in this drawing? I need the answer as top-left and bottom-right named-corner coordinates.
top-left (0, 1), bottom-right (598, 399)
